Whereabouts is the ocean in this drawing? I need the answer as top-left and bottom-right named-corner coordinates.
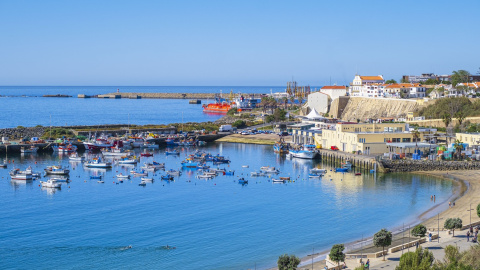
top-left (0, 86), bottom-right (290, 128)
top-left (0, 143), bottom-right (453, 269)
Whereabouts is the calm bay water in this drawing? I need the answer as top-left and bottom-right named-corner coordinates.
top-left (0, 143), bottom-right (453, 269)
top-left (0, 86), bottom-right (289, 128)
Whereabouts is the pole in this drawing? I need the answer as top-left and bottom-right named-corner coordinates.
top-left (402, 223), bottom-right (404, 255)
top-left (408, 225), bottom-right (410, 252)
top-left (468, 203), bottom-right (474, 228)
top-left (312, 247), bottom-right (314, 270)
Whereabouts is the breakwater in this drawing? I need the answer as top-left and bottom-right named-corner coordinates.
top-left (0, 127), bottom-right (48, 140)
top-left (380, 159), bottom-right (480, 172)
top-left (80, 92), bottom-right (265, 99)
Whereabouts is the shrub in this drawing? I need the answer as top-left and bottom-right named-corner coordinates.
top-left (395, 247), bottom-right (434, 270)
top-left (277, 254), bottom-right (300, 270)
top-left (444, 218), bottom-right (462, 236)
top-left (232, 120), bottom-right (246, 129)
top-left (411, 224), bottom-right (427, 238)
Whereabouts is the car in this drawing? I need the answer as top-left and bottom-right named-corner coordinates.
top-left (331, 146), bottom-right (339, 151)
top-left (241, 131), bottom-right (250, 135)
top-left (278, 131), bottom-right (289, 136)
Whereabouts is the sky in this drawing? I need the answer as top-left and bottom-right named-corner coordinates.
top-left (0, 0), bottom-right (479, 86)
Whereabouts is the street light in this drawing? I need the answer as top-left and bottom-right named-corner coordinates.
top-left (467, 203), bottom-right (474, 228)
top-left (435, 214), bottom-right (444, 243)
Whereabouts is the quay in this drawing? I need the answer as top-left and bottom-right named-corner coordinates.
top-left (317, 149), bottom-right (383, 172)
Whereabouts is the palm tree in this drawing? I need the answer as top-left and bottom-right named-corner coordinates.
top-left (443, 113), bottom-right (452, 144)
top-left (453, 139), bottom-right (464, 160)
top-left (455, 111), bottom-right (466, 127)
top-left (260, 97), bottom-right (269, 113)
top-left (282, 97), bottom-right (288, 110)
top-left (412, 129), bottom-right (420, 151)
top-left (289, 96), bottom-right (295, 109)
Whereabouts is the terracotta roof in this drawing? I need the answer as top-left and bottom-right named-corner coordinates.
top-left (360, 76), bottom-right (384, 81)
top-left (321, 86), bottom-right (346, 90)
top-left (385, 83), bottom-right (423, 89)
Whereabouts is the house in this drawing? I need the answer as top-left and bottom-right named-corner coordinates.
top-left (349, 75), bottom-right (385, 97)
top-left (319, 85), bottom-right (347, 101)
top-left (383, 83), bottom-right (426, 98)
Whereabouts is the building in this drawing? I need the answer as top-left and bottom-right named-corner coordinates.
top-left (402, 73), bottom-right (451, 83)
top-left (349, 75), bottom-right (385, 97)
top-left (384, 83), bottom-right (426, 98)
top-left (319, 85), bottom-right (347, 101)
top-left (307, 92), bottom-right (330, 114)
top-left (316, 122), bottom-right (424, 155)
top-left (456, 133), bottom-right (480, 146)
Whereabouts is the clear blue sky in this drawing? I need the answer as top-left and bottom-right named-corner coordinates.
top-left (0, 0), bottom-right (479, 86)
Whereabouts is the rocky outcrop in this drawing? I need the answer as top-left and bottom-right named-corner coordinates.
top-left (338, 97), bottom-right (419, 121)
top-left (0, 127), bottom-right (47, 140)
top-left (381, 159), bottom-right (480, 172)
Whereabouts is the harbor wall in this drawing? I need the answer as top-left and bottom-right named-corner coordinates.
top-left (317, 149), bottom-right (383, 172)
top-left (380, 159), bottom-right (480, 172)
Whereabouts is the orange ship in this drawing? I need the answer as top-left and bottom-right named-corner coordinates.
top-left (202, 102), bottom-right (231, 113)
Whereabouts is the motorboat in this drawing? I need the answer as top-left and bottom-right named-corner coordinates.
top-left (146, 161), bottom-right (165, 169)
top-left (140, 142), bottom-right (159, 149)
top-left (197, 140), bottom-right (206, 146)
top-left (83, 137), bottom-right (112, 151)
top-left (224, 170), bottom-right (235, 176)
top-left (101, 146), bottom-right (132, 157)
top-left (90, 175), bottom-right (102, 179)
top-left (20, 145), bottom-right (38, 153)
top-left (238, 178), bottom-right (248, 184)
top-left (9, 168), bottom-right (33, 180)
top-left (134, 171), bottom-right (148, 177)
top-left (52, 143), bottom-right (77, 153)
top-left (165, 150), bottom-right (180, 155)
top-left (279, 177), bottom-right (290, 181)
top-left (250, 171), bottom-right (265, 177)
top-left (272, 178), bottom-right (285, 183)
top-left (116, 173), bottom-right (130, 179)
top-left (84, 157), bottom-right (112, 168)
top-left (49, 177), bottom-right (70, 182)
top-left (310, 168), bottom-right (327, 174)
top-left (288, 145), bottom-right (318, 159)
top-left (141, 177), bottom-right (154, 182)
top-left (335, 161), bottom-right (352, 172)
top-left (98, 180), bottom-right (105, 183)
top-left (140, 152), bottom-right (154, 157)
top-left (138, 180), bottom-right (147, 186)
top-left (69, 152), bottom-right (84, 162)
top-left (308, 173), bottom-right (322, 178)
top-left (166, 169), bottom-right (181, 176)
top-left (161, 174), bottom-right (174, 181)
top-left (44, 165), bottom-right (70, 175)
top-left (242, 165), bottom-right (249, 168)
top-left (197, 173), bottom-right (214, 179)
top-left (260, 166), bottom-right (280, 174)
top-left (117, 156), bottom-right (138, 164)
top-left (40, 179), bottom-right (62, 188)
top-left (181, 159), bottom-right (198, 168)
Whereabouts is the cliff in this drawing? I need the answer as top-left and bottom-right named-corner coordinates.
top-left (332, 97), bottom-right (419, 121)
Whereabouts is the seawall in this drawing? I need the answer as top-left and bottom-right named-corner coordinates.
top-left (381, 159), bottom-right (480, 172)
top-left (335, 97), bottom-right (419, 121)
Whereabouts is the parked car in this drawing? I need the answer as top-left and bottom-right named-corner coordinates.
top-left (331, 146), bottom-right (339, 151)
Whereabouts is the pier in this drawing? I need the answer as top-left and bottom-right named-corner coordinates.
top-left (77, 92), bottom-right (264, 99)
top-left (317, 149), bottom-right (384, 172)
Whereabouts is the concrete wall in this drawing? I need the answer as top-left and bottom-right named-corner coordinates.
top-left (307, 92), bottom-right (330, 114)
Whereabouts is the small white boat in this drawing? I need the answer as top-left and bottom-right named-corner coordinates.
top-left (272, 178), bottom-right (285, 183)
top-left (242, 165), bottom-right (249, 168)
top-left (49, 177), bottom-right (70, 182)
top-left (260, 166), bottom-right (280, 174)
top-left (141, 177), bottom-right (154, 182)
top-left (166, 169), bottom-right (181, 176)
top-left (44, 165), bottom-right (70, 175)
top-left (310, 168), bottom-right (327, 174)
top-left (84, 157), bottom-right (112, 168)
top-left (97, 180), bottom-right (104, 183)
top-left (140, 142), bottom-right (159, 149)
top-left (134, 171), bottom-right (148, 177)
top-left (20, 145), bottom-right (38, 153)
top-left (0, 159), bottom-right (7, 168)
top-left (40, 179), bottom-right (62, 188)
top-left (9, 168), bottom-right (33, 180)
top-left (117, 156), bottom-right (138, 164)
top-left (138, 180), bottom-right (147, 186)
top-left (197, 174), bottom-right (214, 179)
top-left (308, 174), bottom-right (322, 178)
top-left (116, 174), bottom-right (131, 179)
top-left (101, 147), bottom-right (132, 157)
top-left (69, 152), bottom-right (84, 162)
top-left (250, 171), bottom-right (265, 177)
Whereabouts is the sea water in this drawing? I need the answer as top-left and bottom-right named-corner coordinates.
top-left (0, 143), bottom-right (453, 269)
top-left (0, 86), bottom-right (289, 128)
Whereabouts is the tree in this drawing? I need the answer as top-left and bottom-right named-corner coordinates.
top-left (451, 70), bottom-right (471, 86)
top-left (477, 203), bottom-right (480, 218)
top-left (442, 113), bottom-right (452, 142)
top-left (329, 244), bottom-right (345, 268)
top-left (424, 78), bottom-right (440, 85)
top-left (374, 228), bottom-right (392, 261)
top-left (412, 129), bottom-right (420, 150)
top-left (277, 254), bottom-right (300, 270)
top-left (386, 79), bottom-right (397, 84)
top-left (227, 108), bottom-right (237, 116)
top-left (455, 111), bottom-right (466, 126)
top-left (453, 139), bottom-right (464, 160)
top-left (411, 224), bottom-right (427, 238)
top-left (395, 247), bottom-right (434, 270)
top-left (282, 97), bottom-right (288, 110)
top-left (232, 120), bottom-right (246, 129)
top-left (444, 218), bottom-right (462, 236)
top-left (273, 108), bottom-right (287, 122)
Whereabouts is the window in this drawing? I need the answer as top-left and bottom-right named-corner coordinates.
top-left (402, 138), bottom-right (411, 142)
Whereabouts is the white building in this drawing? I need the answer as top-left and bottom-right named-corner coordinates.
top-left (349, 75), bottom-right (385, 97)
top-left (320, 85), bottom-right (347, 101)
top-left (307, 92), bottom-right (330, 114)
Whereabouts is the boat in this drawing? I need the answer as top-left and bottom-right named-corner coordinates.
top-left (308, 173), bottom-right (322, 178)
top-left (273, 136), bottom-right (289, 154)
top-left (238, 178), bottom-right (248, 184)
top-left (181, 159), bottom-right (198, 168)
top-left (355, 173), bottom-right (362, 176)
top-left (310, 168), bottom-right (327, 174)
top-left (202, 98), bottom-right (231, 113)
top-left (117, 156), bottom-right (138, 164)
top-left (90, 175), bottom-right (102, 179)
top-left (165, 150), bottom-right (180, 155)
top-left (161, 174), bottom-right (174, 181)
top-left (272, 178), bottom-right (285, 183)
top-left (141, 177), bottom-right (154, 182)
top-left (0, 160), bottom-right (7, 168)
top-left (260, 166), bottom-right (280, 174)
top-left (197, 140), bottom-right (206, 146)
top-left (335, 161), bottom-right (352, 172)
top-left (134, 171), bottom-right (148, 177)
top-left (140, 142), bottom-right (159, 149)
top-left (52, 143), bottom-right (77, 153)
top-left (84, 157), bottom-right (112, 168)
top-left (44, 165), bottom-right (70, 175)
top-left (279, 177), bottom-right (290, 181)
top-left (40, 179), bottom-right (61, 188)
top-left (288, 145), bottom-right (318, 159)
top-left (242, 165), bottom-right (249, 168)
top-left (224, 170), bottom-right (235, 176)
top-left (140, 152), bottom-right (154, 157)
top-left (97, 180), bottom-right (105, 183)
top-left (69, 152), bottom-right (84, 162)
top-left (116, 173), bottom-right (130, 179)
top-left (250, 171), bottom-right (266, 177)
top-left (138, 180), bottom-right (147, 186)
top-left (20, 145), bottom-right (38, 153)
top-left (165, 138), bottom-right (178, 146)
top-left (167, 169), bottom-right (181, 176)
top-left (9, 168), bottom-right (33, 180)
top-left (196, 173), bottom-right (214, 179)
top-left (101, 146), bottom-right (132, 157)
top-left (83, 137), bottom-right (112, 151)
top-left (49, 177), bottom-right (70, 182)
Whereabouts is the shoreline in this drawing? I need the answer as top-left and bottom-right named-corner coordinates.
top-left (270, 170), bottom-right (478, 270)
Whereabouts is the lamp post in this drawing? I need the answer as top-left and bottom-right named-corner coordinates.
top-left (435, 214), bottom-right (443, 243)
top-left (467, 203), bottom-right (474, 228)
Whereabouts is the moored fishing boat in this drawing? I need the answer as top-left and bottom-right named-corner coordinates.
top-left (238, 178), bottom-right (248, 184)
top-left (165, 150), bottom-right (180, 155)
top-left (161, 174), bottom-right (174, 181)
top-left (20, 145), bottom-right (38, 153)
top-left (9, 168), bottom-right (33, 180)
top-left (44, 165), bottom-right (70, 175)
top-left (260, 166), bottom-right (280, 174)
top-left (69, 152), bottom-right (84, 162)
top-left (52, 143), bottom-right (77, 153)
top-left (196, 173), bottom-right (214, 179)
top-left (288, 145), bottom-right (318, 159)
top-left (101, 146), bottom-right (132, 157)
top-left (166, 169), bottom-right (181, 176)
top-left (272, 178), bottom-right (285, 183)
top-left (84, 157), bottom-right (112, 168)
top-left (117, 155), bottom-right (138, 164)
top-left (116, 173), bottom-right (130, 179)
top-left (250, 171), bottom-right (265, 177)
top-left (40, 179), bottom-right (62, 188)
top-left (140, 142), bottom-right (159, 149)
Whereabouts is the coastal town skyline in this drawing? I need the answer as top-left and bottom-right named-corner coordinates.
top-left (1, 0), bottom-right (479, 86)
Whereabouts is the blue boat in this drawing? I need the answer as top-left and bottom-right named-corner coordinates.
top-left (238, 178), bottom-right (248, 184)
top-left (181, 159), bottom-right (198, 168)
top-left (225, 170), bottom-right (235, 176)
top-left (90, 175), bottom-right (102, 179)
top-left (161, 174), bottom-right (174, 181)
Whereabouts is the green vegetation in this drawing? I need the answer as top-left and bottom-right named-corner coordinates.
top-left (411, 224), bottom-right (427, 238)
top-left (35, 125), bottom-right (43, 128)
top-left (226, 108), bottom-right (237, 116)
top-left (444, 218), bottom-right (462, 236)
top-left (419, 97), bottom-right (480, 119)
top-left (172, 122), bottom-right (220, 132)
top-left (395, 247), bottom-right (434, 270)
top-left (17, 126), bottom-right (25, 129)
top-left (232, 120), bottom-right (246, 129)
top-left (386, 79), bottom-right (397, 84)
top-left (451, 70), bottom-right (470, 86)
top-left (477, 203), bottom-right (480, 218)
top-left (329, 244), bottom-right (345, 268)
top-left (41, 128), bottom-right (74, 139)
top-left (374, 228), bottom-right (392, 261)
top-left (277, 254), bottom-right (300, 270)
top-left (424, 78), bottom-right (440, 85)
